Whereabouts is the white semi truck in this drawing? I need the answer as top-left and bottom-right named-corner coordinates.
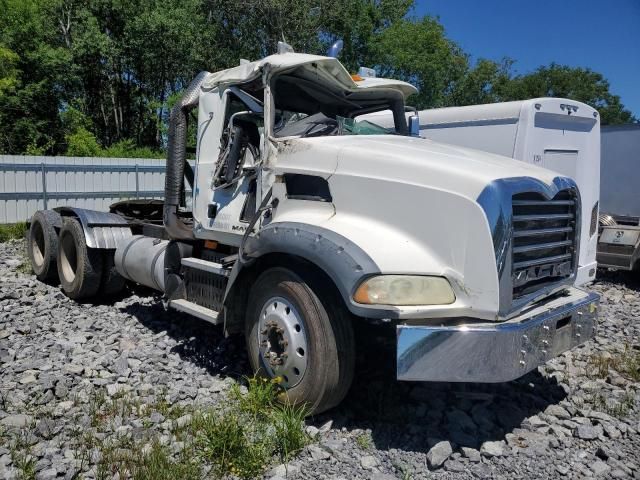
top-left (26, 46), bottom-right (598, 414)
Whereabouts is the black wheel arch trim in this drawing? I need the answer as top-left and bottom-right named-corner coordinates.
top-left (224, 222), bottom-right (402, 320)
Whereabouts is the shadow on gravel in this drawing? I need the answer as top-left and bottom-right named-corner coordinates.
top-left (596, 269), bottom-right (640, 292)
top-left (315, 323), bottom-right (568, 454)
top-left (116, 288), bottom-right (567, 455)
top-left (119, 285), bottom-right (250, 381)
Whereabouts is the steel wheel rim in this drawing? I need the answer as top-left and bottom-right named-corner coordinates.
top-left (31, 221), bottom-right (45, 268)
top-left (59, 231), bottom-right (77, 284)
top-left (257, 296), bottom-right (308, 388)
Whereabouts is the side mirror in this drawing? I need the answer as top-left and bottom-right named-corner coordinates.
top-left (408, 114), bottom-right (420, 137)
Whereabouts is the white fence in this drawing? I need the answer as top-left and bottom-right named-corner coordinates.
top-left (0, 155), bottom-right (166, 224)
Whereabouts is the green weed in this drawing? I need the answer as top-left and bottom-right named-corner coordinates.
top-left (588, 391), bottom-right (636, 419)
top-left (191, 376), bottom-right (308, 478)
top-left (588, 345), bottom-right (640, 382)
top-left (0, 222), bottom-right (26, 243)
top-left (355, 431), bottom-right (372, 450)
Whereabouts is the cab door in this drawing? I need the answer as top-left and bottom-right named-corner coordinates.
top-left (193, 88), bottom-right (262, 246)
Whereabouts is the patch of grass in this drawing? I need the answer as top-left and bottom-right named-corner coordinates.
top-left (0, 222), bottom-right (26, 243)
top-left (93, 435), bottom-right (200, 480)
top-left (9, 430), bottom-right (37, 480)
top-left (5, 379), bottom-right (309, 479)
top-left (588, 391), bottom-right (636, 419)
top-left (588, 345), bottom-right (640, 381)
top-left (154, 396), bottom-right (188, 421)
top-left (192, 376), bottom-right (309, 478)
top-left (131, 441), bottom-right (201, 480)
top-left (355, 432), bottom-right (372, 450)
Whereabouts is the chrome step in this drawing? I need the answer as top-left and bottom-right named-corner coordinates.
top-left (169, 299), bottom-right (221, 325)
top-left (181, 257), bottom-right (230, 277)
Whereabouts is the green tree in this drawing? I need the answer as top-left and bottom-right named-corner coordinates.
top-left (496, 64), bottom-right (636, 125)
top-left (448, 58), bottom-right (513, 107)
top-left (0, 0), bottom-right (635, 156)
top-left (0, 0), bottom-right (70, 154)
top-left (65, 127), bottom-right (101, 156)
top-left (368, 16), bottom-right (468, 109)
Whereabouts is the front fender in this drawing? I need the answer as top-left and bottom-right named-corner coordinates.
top-left (236, 221), bottom-right (386, 318)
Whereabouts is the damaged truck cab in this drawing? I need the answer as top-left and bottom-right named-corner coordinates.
top-left (28, 48), bottom-right (598, 414)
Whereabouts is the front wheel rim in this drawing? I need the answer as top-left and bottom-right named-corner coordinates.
top-left (257, 296), bottom-right (308, 388)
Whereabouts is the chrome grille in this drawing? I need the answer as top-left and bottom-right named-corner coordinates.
top-left (511, 190), bottom-right (577, 298)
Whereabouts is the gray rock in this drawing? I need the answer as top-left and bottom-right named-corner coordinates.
top-left (370, 475), bottom-right (396, 480)
top-left (35, 468), bottom-right (57, 480)
top-left (308, 445), bottom-right (331, 461)
top-left (480, 440), bottom-right (506, 457)
top-left (427, 440), bottom-right (452, 469)
top-left (592, 460), bottom-right (611, 476)
top-left (444, 459), bottom-right (466, 472)
top-left (175, 414), bottom-right (192, 429)
top-left (267, 463), bottom-right (300, 477)
top-left (0, 414), bottom-right (32, 428)
top-left (574, 424), bottom-right (604, 440)
top-left (113, 355), bottom-right (130, 376)
top-left (318, 420), bottom-right (333, 434)
top-left (545, 404), bottom-right (571, 420)
top-left (360, 455), bottom-right (379, 470)
top-left (461, 447), bottom-right (481, 462)
top-left (64, 364), bottom-right (84, 375)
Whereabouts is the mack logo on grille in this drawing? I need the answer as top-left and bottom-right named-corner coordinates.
top-left (513, 260), bottom-right (572, 288)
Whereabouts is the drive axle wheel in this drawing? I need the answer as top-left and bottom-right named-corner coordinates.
top-left (27, 210), bottom-right (61, 282)
top-left (57, 217), bottom-right (103, 299)
top-left (246, 267), bottom-right (355, 415)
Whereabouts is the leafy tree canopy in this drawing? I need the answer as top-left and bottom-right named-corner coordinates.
top-left (0, 0), bottom-right (635, 156)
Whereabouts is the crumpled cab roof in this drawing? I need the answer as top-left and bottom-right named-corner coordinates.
top-left (202, 52), bottom-right (417, 99)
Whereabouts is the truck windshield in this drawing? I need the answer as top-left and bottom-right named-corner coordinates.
top-left (274, 112), bottom-right (393, 138)
top-left (271, 72), bottom-right (407, 138)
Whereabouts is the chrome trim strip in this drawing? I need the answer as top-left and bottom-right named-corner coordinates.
top-left (477, 176), bottom-right (581, 318)
top-left (396, 288), bottom-right (598, 382)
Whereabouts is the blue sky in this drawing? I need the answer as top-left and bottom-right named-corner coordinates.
top-left (413, 0), bottom-right (640, 118)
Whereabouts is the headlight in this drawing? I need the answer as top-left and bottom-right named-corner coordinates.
top-left (353, 275), bottom-right (455, 306)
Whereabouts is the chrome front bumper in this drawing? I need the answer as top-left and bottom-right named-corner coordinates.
top-left (396, 287), bottom-right (598, 382)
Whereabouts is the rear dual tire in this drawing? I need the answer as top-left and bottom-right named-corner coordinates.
top-left (56, 217), bottom-right (127, 299)
top-left (57, 218), bottom-right (103, 299)
top-left (27, 210), bottom-right (61, 282)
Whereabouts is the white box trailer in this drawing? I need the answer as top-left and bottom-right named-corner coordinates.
top-left (363, 98), bottom-right (600, 285)
top-left (597, 124), bottom-right (640, 271)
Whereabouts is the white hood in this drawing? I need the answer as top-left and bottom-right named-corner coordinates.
top-left (330, 135), bottom-right (560, 200)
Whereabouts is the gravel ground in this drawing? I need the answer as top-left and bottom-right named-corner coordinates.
top-left (1, 238), bottom-right (639, 479)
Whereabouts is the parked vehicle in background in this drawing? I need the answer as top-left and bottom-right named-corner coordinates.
top-left (25, 45), bottom-right (598, 414)
top-left (364, 98), bottom-right (600, 286)
top-left (597, 124), bottom-right (640, 271)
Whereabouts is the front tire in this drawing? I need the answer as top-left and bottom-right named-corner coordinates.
top-left (57, 218), bottom-right (103, 299)
top-left (245, 267), bottom-right (355, 414)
